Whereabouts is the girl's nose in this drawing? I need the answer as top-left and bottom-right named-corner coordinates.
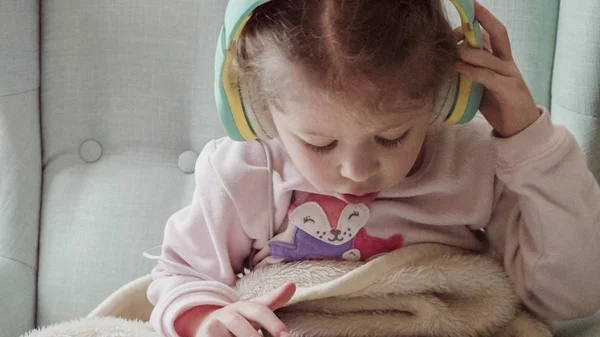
top-left (340, 155), bottom-right (379, 183)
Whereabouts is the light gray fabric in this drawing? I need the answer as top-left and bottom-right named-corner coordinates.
top-left (40, 0), bottom-right (225, 162)
top-left (0, 1), bottom-right (38, 96)
top-left (0, 1), bottom-right (40, 337)
top-left (37, 0), bottom-right (227, 326)
top-left (0, 90), bottom-right (41, 267)
top-left (37, 154), bottom-right (197, 324)
top-left (551, 0), bottom-right (600, 180)
top-left (0, 258), bottom-right (36, 337)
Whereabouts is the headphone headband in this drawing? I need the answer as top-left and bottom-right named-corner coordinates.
top-left (215, 0), bottom-right (483, 141)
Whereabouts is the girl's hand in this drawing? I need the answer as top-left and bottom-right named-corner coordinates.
top-left (454, 0), bottom-right (540, 138)
top-left (197, 282), bottom-right (296, 337)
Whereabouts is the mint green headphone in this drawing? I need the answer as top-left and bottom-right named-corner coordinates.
top-left (215, 0), bottom-right (484, 141)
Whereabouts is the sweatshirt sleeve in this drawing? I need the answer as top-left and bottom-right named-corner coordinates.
top-left (485, 107), bottom-right (600, 321)
top-left (147, 138), bottom-right (277, 337)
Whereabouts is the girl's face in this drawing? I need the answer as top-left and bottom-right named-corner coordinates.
top-left (271, 91), bottom-right (432, 203)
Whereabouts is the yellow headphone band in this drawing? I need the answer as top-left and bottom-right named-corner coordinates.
top-left (446, 0), bottom-right (480, 124)
top-left (221, 14), bottom-right (257, 141)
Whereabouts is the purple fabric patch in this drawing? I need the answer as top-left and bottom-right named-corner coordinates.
top-left (269, 227), bottom-right (352, 261)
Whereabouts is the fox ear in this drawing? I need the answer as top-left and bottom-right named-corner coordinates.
top-left (338, 204), bottom-right (371, 230)
top-left (288, 201), bottom-right (330, 232)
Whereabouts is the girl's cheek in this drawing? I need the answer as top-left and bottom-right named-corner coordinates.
top-left (297, 151), bottom-right (325, 172)
top-left (285, 141), bottom-right (322, 174)
top-left (298, 152), bottom-right (337, 187)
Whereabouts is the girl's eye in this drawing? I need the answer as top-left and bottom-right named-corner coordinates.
top-left (376, 130), bottom-right (410, 149)
top-left (305, 140), bottom-right (338, 154)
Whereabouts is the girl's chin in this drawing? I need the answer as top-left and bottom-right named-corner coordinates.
top-left (338, 192), bottom-right (379, 204)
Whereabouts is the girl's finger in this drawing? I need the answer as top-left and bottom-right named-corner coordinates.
top-left (222, 312), bottom-right (263, 337)
top-left (474, 0), bottom-right (513, 61)
top-left (237, 303), bottom-right (289, 337)
top-left (250, 282), bottom-right (296, 311)
top-left (481, 29), bottom-right (493, 53)
top-left (454, 61), bottom-right (511, 94)
top-left (203, 319), bottom-right (234, 337)
top-left (457, 46), bottom-right (516, 77)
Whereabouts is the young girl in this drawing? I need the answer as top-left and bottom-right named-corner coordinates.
top-left (148, 1), bottom-right (600, 337)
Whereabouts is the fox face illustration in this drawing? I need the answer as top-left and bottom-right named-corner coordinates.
top-left (268, 193), bottom-right (404, 263)
top-left (289, 201), bottom-right (370, 246)
top-left (267, 194), bottom-right (369, 262)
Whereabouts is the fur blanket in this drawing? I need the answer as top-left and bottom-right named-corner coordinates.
top-left (23, 244), bottom-right (552, 337)
top-left (237, 243), bottom-right (551, 337)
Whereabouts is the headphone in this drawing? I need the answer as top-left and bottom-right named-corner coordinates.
top-left (215, 0), bottom-right (484, 141)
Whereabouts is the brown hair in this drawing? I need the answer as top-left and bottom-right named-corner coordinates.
top-left (236, 0), bottom-right (458, 125)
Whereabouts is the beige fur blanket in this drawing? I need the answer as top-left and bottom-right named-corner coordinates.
top-left (25, 244), bottom-right (552, 337)
top-left (238, 243), bottom-right (551, 337)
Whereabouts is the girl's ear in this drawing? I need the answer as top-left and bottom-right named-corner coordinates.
top-left (240, 85), bottom-right (279, 139)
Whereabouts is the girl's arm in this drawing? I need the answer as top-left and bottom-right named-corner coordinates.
top-left (147, 138), bottom-right (283, 337)
top-left (485, 108), bottom-right (600, 321)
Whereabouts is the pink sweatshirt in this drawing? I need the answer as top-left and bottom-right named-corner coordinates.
top-left (148, 108), bottom-right (600, 337)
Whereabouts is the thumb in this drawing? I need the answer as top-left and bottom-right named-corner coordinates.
top-left (250, 282), bottom-right (296, 311)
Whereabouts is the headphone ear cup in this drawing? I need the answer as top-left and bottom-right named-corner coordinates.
top-left (434, 75), bottom-right (459, 123)
top-left (255, 112), bottom-right (278, 139)
top-left (240, 85), bottom-right (278, 139)
top-left (445, 72), bottom-right (485, 124)
top-left (214, 27), bottom-right (258, 141)
top-left (456, 74), bottom-right (484, 124)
